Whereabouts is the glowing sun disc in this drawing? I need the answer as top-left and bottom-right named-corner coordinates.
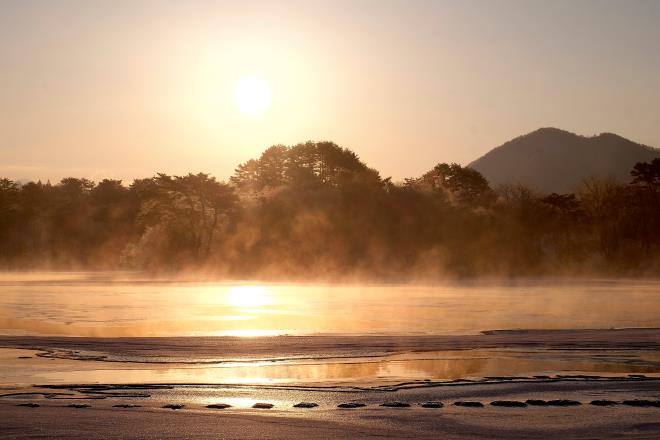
top-left (234, 77), bottom-right (271, 116)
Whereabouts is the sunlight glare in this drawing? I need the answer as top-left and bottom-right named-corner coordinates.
top-left (227, 285), bottom-right (274, 308)
top-left (234, 77), bottom-right (271, 116)
top-left (220, 329), bottom-right (282, 337)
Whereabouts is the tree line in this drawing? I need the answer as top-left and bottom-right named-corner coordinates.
top-left (1, 141), bottom-right (658, 279)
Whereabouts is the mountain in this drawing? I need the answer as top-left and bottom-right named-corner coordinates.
top-left (469, 128), bottom-right (659, 193)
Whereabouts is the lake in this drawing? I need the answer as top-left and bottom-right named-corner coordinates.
top-left (1, 272), bottom-right (659, 337)
top-left (1, 273), bottom-right (659, 386)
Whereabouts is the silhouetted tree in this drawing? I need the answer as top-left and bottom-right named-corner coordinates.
top-left (126, 173), bottom-right (237, 268)
top-left (629, 158), bottom-right (660, 256)
top-left (631, 157), bottom-right (660, 195)
top-left (407, 163), bottom-right (493, 206)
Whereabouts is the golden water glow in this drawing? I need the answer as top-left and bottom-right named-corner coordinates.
top-left (3, 347), bottom-right (659, 388)
top-left (220, 329), bottom-right (283, 337)
top-left (227, 285), bottom-right (274, 308)
top-left (3, 275), bottom-right (660, 338)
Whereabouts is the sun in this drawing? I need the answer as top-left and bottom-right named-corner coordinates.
top-left (234, 77), bottom-right (271, 116)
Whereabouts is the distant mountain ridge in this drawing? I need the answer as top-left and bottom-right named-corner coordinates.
top-left (469, 128), bottom-right (659, 193)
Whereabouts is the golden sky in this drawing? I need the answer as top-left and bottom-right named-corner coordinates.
top-left (1, 0), bottom-right (659, 183)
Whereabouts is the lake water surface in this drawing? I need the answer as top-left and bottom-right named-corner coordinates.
top-left (1, 272), bottom-right (659, 337)
top-left (1, 273), bottom-right (659, 386)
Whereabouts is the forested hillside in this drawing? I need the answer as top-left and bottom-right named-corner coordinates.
top-left (1, 141), bottom-right (658, 279)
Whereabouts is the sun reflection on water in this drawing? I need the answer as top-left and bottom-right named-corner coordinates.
top-left (219, 329), bottom-right (283, 337)
top-left (227, 285), bottom-right (274, 308)
top-left (221, 285), bottom-right (283, 336)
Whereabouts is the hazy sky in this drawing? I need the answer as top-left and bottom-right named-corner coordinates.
top-left (1, 0), bottom-right (659, 183)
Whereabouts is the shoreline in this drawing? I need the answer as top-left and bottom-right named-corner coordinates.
top-left (2, 328), bottom-right (660, 387)
top-left (2, 329), bottom-right (660, 438)
top-left (3, 327), bottom-right (660, 361)
top-left (3, 379), bottom-right (660, 439)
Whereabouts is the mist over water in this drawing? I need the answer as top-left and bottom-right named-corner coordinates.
top-left (1, 272), bottom-right (659, 338)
